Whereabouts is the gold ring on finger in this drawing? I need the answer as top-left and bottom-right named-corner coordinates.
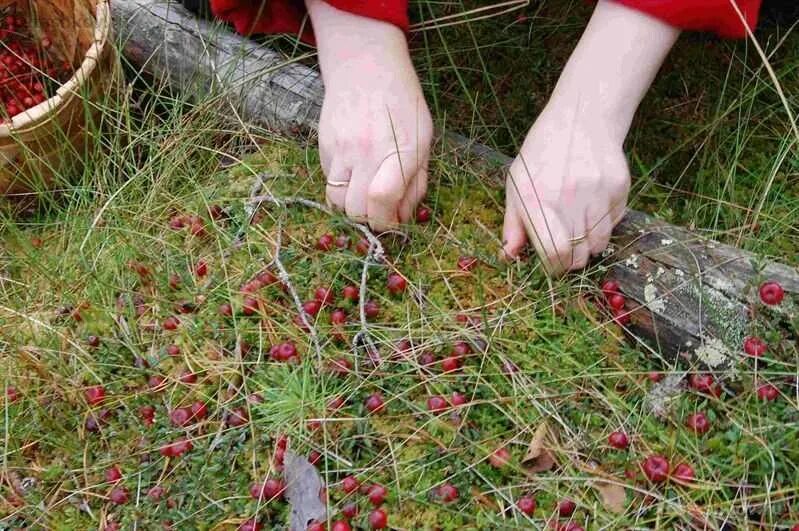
top-left (569, 234), bottom-right (588, 246)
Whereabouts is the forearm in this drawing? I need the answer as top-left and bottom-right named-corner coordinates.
top-left (547, 0), bottom-right (680, 141)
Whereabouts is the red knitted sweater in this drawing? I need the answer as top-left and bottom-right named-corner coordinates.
top-left (209, 0), bottom-right (762, 40)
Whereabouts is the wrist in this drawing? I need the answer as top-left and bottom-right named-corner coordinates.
top-left (306, 0), bottom-right (409, 80)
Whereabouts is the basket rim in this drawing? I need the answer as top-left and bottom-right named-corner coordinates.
top-left (0, 0), bottom-right (111, 137)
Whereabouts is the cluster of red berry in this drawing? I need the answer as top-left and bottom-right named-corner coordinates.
top-left (0, 9), bottom-right (70, 121)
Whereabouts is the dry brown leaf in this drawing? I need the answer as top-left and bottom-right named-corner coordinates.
top-left (522, 421), bottom-right (549, 463)
top-left (284, 450), bottom-right (327, 531)
top-left (470, 486), bottom-right (499, 511)
top-left (593, 480), bottom-right (626, 513)
top-left (525, 450), bottom-right (556, 473)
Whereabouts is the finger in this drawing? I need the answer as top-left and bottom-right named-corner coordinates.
top-left (366, 154), bottom-right (411, 232)
top-left (325, 158), bottom-right (352, 212)
top-left (569, 239), bottom-right (591, 270)
top-left (518, 200), bottom-right (573, 276)
top-left (344, 162), bottom-right (370, 222)
top-left (398, 166), bottom-right (428, 224)
top-left (585, 202), bottom-right (613, 256)
top-left (501, 197), bottom-right (527, 260)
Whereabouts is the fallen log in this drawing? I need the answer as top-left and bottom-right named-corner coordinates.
top-left (111, 0), bottom-right (798, 367)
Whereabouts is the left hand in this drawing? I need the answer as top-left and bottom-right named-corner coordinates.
top-left (502, 102), bottom-right (630, 274)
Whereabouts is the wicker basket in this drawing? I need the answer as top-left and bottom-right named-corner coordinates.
top-left (0, 0), bottom-right (115, 195)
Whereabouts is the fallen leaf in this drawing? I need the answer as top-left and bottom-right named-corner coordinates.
top-left (470, 486), bottom-right (499, 511)
top-left (523, 421), bottom-right (549, 463)
top-left (593, 480), bottom-right (626, 513)
top-left (284, 450), bottom-right (326, 531)
top-left (525, 449), bottom-right (556, 473)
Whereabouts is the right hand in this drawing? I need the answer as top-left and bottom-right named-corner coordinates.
top-left (309, 1), bottom-right (433, 232)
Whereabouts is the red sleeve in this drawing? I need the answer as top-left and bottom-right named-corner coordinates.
top-left (611, 0), bottom-right (762, 38)
top-left (209, 0), bottom-right (408, 42)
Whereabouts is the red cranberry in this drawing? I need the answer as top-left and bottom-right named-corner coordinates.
top-left (368, 508), bottom-right (388, 529)
top-left (672, 462), bottom-right (695, 482)
top-left (109, 486), bottom-right (129, 505)
top-left (517, 495), bottom-right (536, 516)
top-left (241, 279), bottom-right (262, 293)
top-left (168, 274), bottom-right (181, 289)
top-left (452, 341), bottom-right (472, 357)
top-left (166, 344), bottom-right (180, 356)
top-left (441, 356), bottom-right (462, 373)
top-left (105, 465), bottom-right (122, 482)
top-left (179, 370), bottom-right (198, 384)
top-left (170, 407), bottom-right (191, 427)
top-left (87, 335), bottom-right (101, 348)
top-left (169, 215), bottom-right (185, 230)
top-left (309, 450), bottom-right (322, 465)
top-left (418, 351), bottom-right (436, 366)
top-left (341, 502), bottom-right (358, 519)
top-left (759, 281), bottom-right (785, 306)
top-left (250, 478), bottom-right (285, 501)
top-left (303, 299), bottom-right (322, 317)
top-left (367, 484), bottom-right (387, 506)
top-left (364, 300), bottom-right (380, 320)
top-left (423, 395), bottom-right (449, 413)
top-left (688, 373), bottom-right (721, 397)
top-left (612, 308), bottom-right (631, 325)
top-left (190, 401), bottom-right (207, 420)
top-left (601, 279), bottom-right (620, 296)
top-left (415, 205), bottom-right (432, 223)
top-left (457, 255), bottom-right (478, 272)
top-left (327, 396), bottom-right (345, 410)
top-left (159, 438), bottom-right (193, 457)
top-left (85, 385), bottom-right (106, 406)
top-left (648, 371), bottom-right (664, 383)
top-left (328, 358), bottom-right (352, 375)
top-left (365, 393), bottom-right (385, 414)
top-left (450, 392), bottom-right (468, 406)
top-left (607, 293), bottom-right (626, 311)
top-left (386, 273), bottom-right (407, 295)
top-left (5, 386), bottom-right (19, 403)
top-left (194, 260), bottom-right (208, 277)
top-left (242, 296), bottom-right (260, 316)
top-left (342, 285), bottom-right (359, 302)
top-left (608, 431), bottom-right (629, 450)
top-left (162, 316), bottom-right (180, 331)
top-left (340, 475), bottom-right (360, 494)
top-left (437, 482), bottom-right (459, 503)
top-left (147, 485), bottom-right (165, 501)
top-left (307, 523), bottom-right (325, 531)
top-left (139, 405), bottom-right (155, 426)
top-left (316, 233), bottom-right (335, 251)
top-left (218, 303), bottom-right (233, 317)
top-left (331, 521), bottom-right (351, 531)
top-left (330, 308), bottom-right (347, 325)
top-left (355, 238), bottom-right (371, 255)
top-left (256, 270), bottom-right (277, 285)
top-left (238, 519), bottom-right (262, 531)
top-left (335, 235), bottom-right (351, 249)
top-left (148, 375), bottom-right (167, 391)
top-left (757, 383), bottom-right (779, 401)
top-left (489, 447), bottom-right (511, 468)
top-left (685, 412), bottom-right (710, 435)
top-left (743, 336), bottom-right (768, 357)
top-left (272, 341), bottom-right (298, 362)
top-left (227, 407), bottom-right (249, 427)
top-left (558, 498), bottom-right (576, 517)
top-left (315, 287), bottom-right (335, 306)
top-left (642, 455), bottom-right (669, 483)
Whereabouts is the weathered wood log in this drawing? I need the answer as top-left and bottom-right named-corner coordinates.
top-left (111, 0), bottom-right (798, 367)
